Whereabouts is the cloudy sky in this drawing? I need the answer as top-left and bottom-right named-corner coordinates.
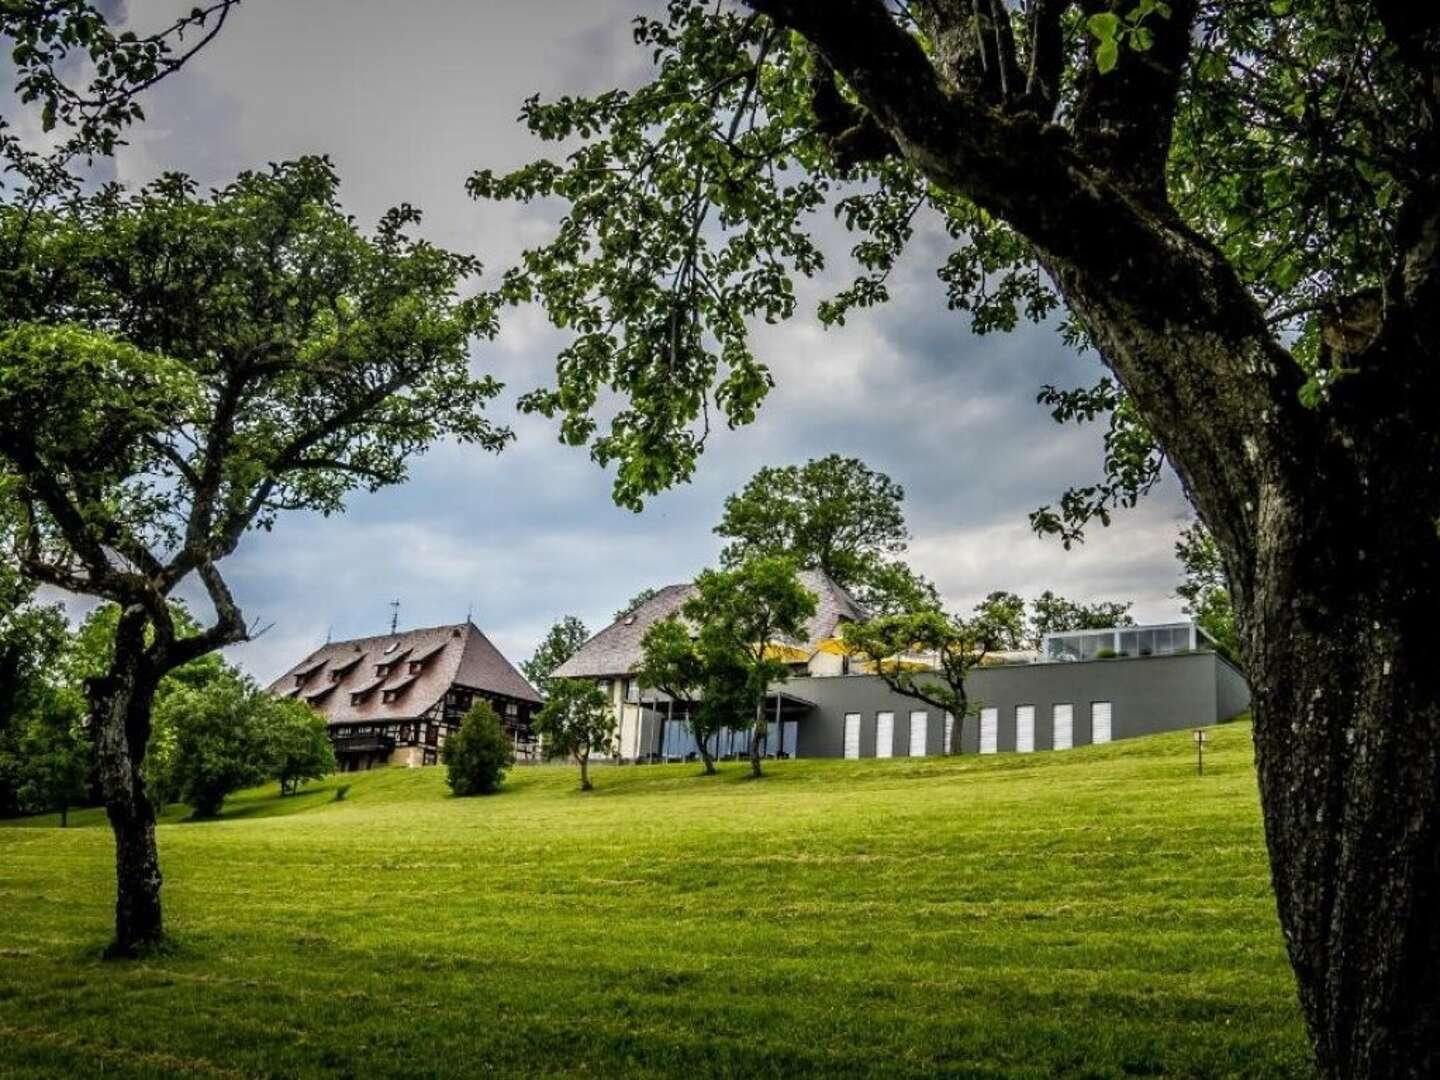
top-left (22, 0), bottom-right (1197, 681)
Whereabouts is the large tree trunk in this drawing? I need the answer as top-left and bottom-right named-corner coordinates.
top-left (1241, 465), bottom-right (1440, 1078)
top-left (91, 624), bottom-right (164, 958)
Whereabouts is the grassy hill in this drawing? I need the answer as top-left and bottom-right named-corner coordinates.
top-left (0, 720), bottom-right (1311, 1078)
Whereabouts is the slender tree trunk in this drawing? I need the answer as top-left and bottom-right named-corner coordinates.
top-left (748, 695), bottom-right (765, 778)
top-left (59, 800), bottom-right (68, 829)
top-left (91, 631), bottom-right (164, 958)
top-left (579, 750), bottom-right (592, 791)
top-left (697, 728), bottom-right (717, 775)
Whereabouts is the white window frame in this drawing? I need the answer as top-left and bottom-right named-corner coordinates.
top-left (1091, 701), bottom-right (1112, 744)
top-left (843, 713), bottom-right (861, 760)
top-left (1016, 705), bottom-right (1035, 753)
top-left (1053, 703), bottom-right (1074, 751)
top-left (875, 711), bottom-right (895, 758)
top-left (908, 711), bottom-right (928, 757)
top-left (979, 707), bottom-right (999, 754)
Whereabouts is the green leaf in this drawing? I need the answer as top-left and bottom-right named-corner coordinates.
top-left (1131, 27), bottom-right (1155, 51)
top-left (1096, 38), bottom-right (1120, 73)
top-left (1088, 12), bottom-right (1121, 40)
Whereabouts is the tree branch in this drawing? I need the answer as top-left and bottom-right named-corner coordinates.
top-left (1021, 0), bottom-right (1071, 118)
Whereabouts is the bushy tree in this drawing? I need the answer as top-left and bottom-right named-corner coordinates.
top-left (443, 700), bottom-right (514, 797)
top-left (1026, 592), bottom-right (1134, 650)
top-left (682, 556), bottom-right (816, 779)
top-left (532, 678), bottom-right (613, 792)
top-left (844, 596), bottom-right (1027, 753)
top-left (11, 687), bottom-right (89, 826)
top-left (269, 701), bottom-right (335, 797)
top-left (637, 616), bottom-right (716, 774)
top-left (154, 674), bottom-right (273, 820)
top-left (0, 599), bottom-right (73, 818)
top-left (522, 616), bottom-right (589, 698)
top-left (0, 158), bottom-right (505, 954)
top-left (1175, 521), bottom-right (1239, 664)
top-left (716, 455), bottom-right (907, 585)
top-left (475, 6), bottom-right (1440, 1065)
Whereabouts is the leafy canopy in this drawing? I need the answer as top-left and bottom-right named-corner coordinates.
top-left (715, 454), bottom-right (910, 597)
top-left (0, 156), bottom-right (506, 669)
top-left (473, 0), bottom-right (1418, 539)
top-left (533, 677), bottom-right (614, 789)
top-left (522, 615), bottom-right (589, 698)
top-left (843, 594), bottom-right (1026, 729)
top-left (153, 671), bottom-right (275, 819)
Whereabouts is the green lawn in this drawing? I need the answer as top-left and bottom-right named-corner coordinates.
top-left (0, 720), bottom-right (1311, 1078)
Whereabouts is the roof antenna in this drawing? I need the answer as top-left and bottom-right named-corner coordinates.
top-left (389, 599), bottom-right (401, 635)
top-left (465, 600), bottom-right (473, 624)
top-left (325, 624), bottom-right (332, 644)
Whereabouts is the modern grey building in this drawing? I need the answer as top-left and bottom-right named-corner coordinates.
top-left (554, 574), bottom-right (1250, 762)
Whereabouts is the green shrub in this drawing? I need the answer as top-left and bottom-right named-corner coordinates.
top-left (443, 701), bottom-right (514, 796)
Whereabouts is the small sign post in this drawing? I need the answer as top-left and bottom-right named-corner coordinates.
top-left (1194, 727), bottom-right (1208, 775)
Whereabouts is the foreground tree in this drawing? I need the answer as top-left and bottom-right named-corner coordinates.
top-left (682, 556), bottom-right (815, 779)
top-left (0, 160), bottom-right (505, 954)
top-left (474, 6), bottom-right (1440, 1068)
top-left (443, 700), bottom-right (515, 797)
top-left (521, 616), bottom-right (589, 698)
top-left (533, 678), bottom-right (614, 792)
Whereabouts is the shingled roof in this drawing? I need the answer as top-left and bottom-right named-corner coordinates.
top-left (552, 569), bottom-right (867, 679)
top-left (267, 621), bottom-right (541, 726)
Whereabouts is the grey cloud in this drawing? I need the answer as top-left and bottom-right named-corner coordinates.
top-left (15, 1), bottom-right (1195, 681)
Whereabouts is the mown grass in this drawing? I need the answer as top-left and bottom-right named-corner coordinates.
top-left (0, 720), bottom-right (1311, 1078)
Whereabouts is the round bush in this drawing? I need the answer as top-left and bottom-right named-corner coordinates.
top-left (443, 700), bottom-right (515, 796)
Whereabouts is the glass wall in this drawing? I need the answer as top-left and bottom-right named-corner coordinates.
top-left (1045, 623), bottom-right (1197, 661)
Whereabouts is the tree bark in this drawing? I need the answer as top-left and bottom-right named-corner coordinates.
top-left (579, 751), bottom-right (592, 791)
top-left (750, 698), bottom-right (764, 778)
top-left (1238, 448), bottom-right (1440, 1079)
top-left (745, 4), bottom-right (1440, 1072)
top-left (697, 729), bottom-right (717, 775)
top-left (91, 614), bottom-right (164, 958)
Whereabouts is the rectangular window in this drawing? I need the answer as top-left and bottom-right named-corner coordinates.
top-left (843, 713), bottom-right (861, 760)
top-left (1053, 703), bottom-right (1074, 750)
top-left (1016, 705), bottom-right (1035, 753)
top-left (1091, 701), bottom-right (1113, 744)
top-left (908, 711), bottom-right (927, 757)
top-left (979, 707), bottom-right (998, 754)
top-left (424, 724), bottom-right (437, 747)
top-left (875, 712), bottom-right (894, 758)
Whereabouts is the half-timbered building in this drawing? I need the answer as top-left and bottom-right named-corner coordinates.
top-left (268, 622), bottom-right (542, 771)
